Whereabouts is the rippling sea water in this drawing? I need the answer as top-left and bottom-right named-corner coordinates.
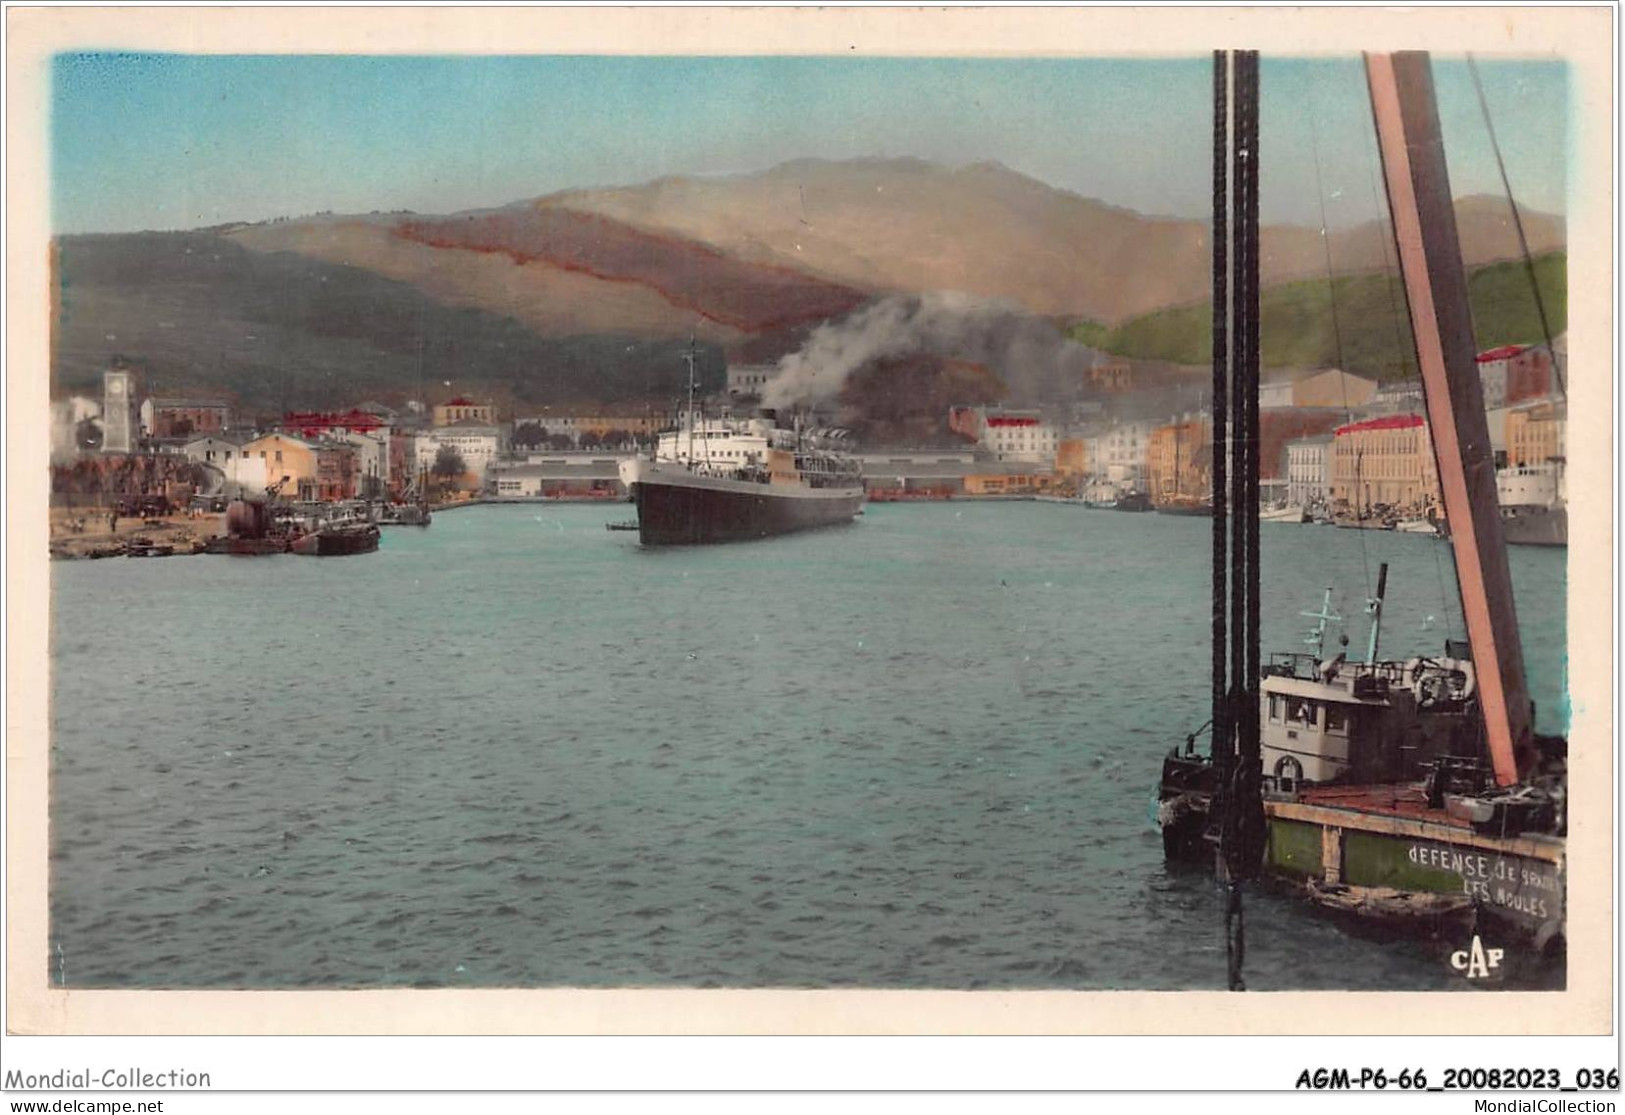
top-left (49, 502), bottom-right (1567, 990)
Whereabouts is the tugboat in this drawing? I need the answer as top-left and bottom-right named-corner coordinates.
top-left (616, 346), bottom-right (864, 545)
top-left (375, 468), bottom-right (433, 527)
top-left (1259, 501), bottom-right (1307, 524)
top-left (375, 502), bottom-right (431, 527)
top-left (1157, 570), bottom-right (1565, 948)
top-left (289, 503), bottom-right (380, 556)
top-left (204, 479), bottom-right (295, 555)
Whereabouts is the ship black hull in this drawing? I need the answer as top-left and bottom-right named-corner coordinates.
top-left (632, 479), bottom-right (862, 545)
top-left (291, 526), bottom-right (381, 556)
top-left (1501, 505), bottom-right (1567, 547)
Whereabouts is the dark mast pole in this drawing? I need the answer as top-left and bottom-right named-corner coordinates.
top-left (1210, 50), bottom-right (1232, 815)
top-left (1238, 49), bottom-right (1264, 881)
top-left (1365, 52), bottom-right (1533, 786)
top-left (1214, 48), bottom-right (1265, 993)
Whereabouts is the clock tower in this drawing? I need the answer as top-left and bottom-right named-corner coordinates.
top-left (102, 369), bottom-right (134, 453)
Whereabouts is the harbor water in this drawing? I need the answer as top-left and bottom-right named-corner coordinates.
top-left (49, 502), bottom-right (1568, 990)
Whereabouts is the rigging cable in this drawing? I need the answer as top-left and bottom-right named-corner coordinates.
top-left (1307, 73), bottom-right (1374, 608)
top-left (1357, 80), bottom-right (1420, 387)
top-left (1240, 47), bottom-right (1267, 951)
top-left (1466, 54), bottom-right (1567, 400)
top-left (1356, 63), bottom-right (1464, 643)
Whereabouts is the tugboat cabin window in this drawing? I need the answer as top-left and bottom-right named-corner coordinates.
top-left (1286, 697), bottom-right (1316, 726)
top-left (1324, 704), bottom-right (1349, 733)
top-left (1268, 694), bottom-right (1283, 722)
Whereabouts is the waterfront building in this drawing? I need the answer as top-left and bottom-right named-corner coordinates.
top-left (963, 472), bottom-right (1054, 495)
top-left (1087, 360), bottom-right (1133, 393)
top-left (314, 444), bottom-right (359, 502)
top-left (1259, 410), bottom-right (1343, 483)
top-left (512, 414), bottom-right (661, 449)
top-left (514, 414), bottom-right (582, 444)
top-left (50, 396), bottom-right (102, 462)
top-left (946, 406), bottom-right (984, 442)
top-left (182, 433), bottom-right (247, 467)
top-left (1372, 381), bottom-right (1424, 414)
top-left (980, 409), bottom-right (1061, 464)
top-left (1055, 439), bottom-right (1087, 480)
top-left (1479, 343), bottom-right (1557, 408)
top-left (280, 409), bottom-right (389, 441)
top-left (488, 459), bottom-right (622, 498)
top-left (414, 421), bottom-right (502, 484)
top-left (1506, 401), bottom-right (1566, 468)
top-left (573, 415), bottom-right (660, 446)
top-left (1284, 434), bottom-right (1335, 508)
top-left (852, 451), bottom-right (979, 497)
top-left (727, 364), bottom-right (781, 399)
top-left (102, 369), bottom-right (135, 453)
top-left (141, 398), bottom-right (230, 440)
top-left (183, 433), bottom-right (267, 497)
top-left (1485, 407), bottom-right (1510, 464)
top-left (276, 410), bottom-right (392, 497)
top-left (1145, 417), bottom-right (1211, 504)
top-left (1260, 368), bottom-right (1377, 410)
top-left (1476, 354), bottom-right (1509, 410)
top-left (241, 433), bottom-right (319, 499)
top-left (1292, 369), bottom-right (1378, 409)
top-left (1258, 376), bottom-right (1297, 409)
top-left (433, 397), bottom-right (495, 426)
top-left (388, 429), bottom-right (419, 498)
top-left (1328, 414), bottom-right (1439, 514)
top-left (493, 468), bottom-right (547, 498)
top-left (341, 430), bottom-right (389, 500)
top-left (1094, 420), bottom-right (1152, 487)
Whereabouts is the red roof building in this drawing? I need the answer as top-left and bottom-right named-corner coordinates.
top-left (1330, 413), bottom-right (1438, 514)
top-left (1334, 413), bottom-right (1426, 437)
top-left (281, 409), bottom-right (388, 439)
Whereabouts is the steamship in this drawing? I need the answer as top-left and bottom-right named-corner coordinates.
top-left (1497, 460), bottom-right (1567, 547)
top-left (616, 350), bottom-right (864, 545)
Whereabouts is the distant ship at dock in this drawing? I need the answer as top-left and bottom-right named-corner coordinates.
top-left (1497, 461), bottom-right (1566, 547)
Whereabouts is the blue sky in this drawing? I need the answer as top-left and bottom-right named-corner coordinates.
top-left (51, 53), bottom-right (1568, 235)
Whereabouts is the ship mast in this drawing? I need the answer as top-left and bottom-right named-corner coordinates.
top-left (1365, 51), bottom-right (1533, 786)
top-left (1210, 48), bottom-right (1265, 992)
top-left (684, 339), bottom-right (698, 466)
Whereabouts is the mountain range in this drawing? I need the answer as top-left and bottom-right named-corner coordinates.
top-left (51, 157), bottom-right (1565, 413)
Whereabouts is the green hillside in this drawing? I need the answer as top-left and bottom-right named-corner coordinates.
top-left (52, 232), bottom-right (727, 413)
top-left (1072, 252), bottom-right (1565, 380)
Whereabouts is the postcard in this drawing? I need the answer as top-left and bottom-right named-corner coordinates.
top-left (4, 5), bottom-right (1614, 1071)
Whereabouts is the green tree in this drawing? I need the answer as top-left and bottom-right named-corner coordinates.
top-left (432, 444), bottom-right (468, 491)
